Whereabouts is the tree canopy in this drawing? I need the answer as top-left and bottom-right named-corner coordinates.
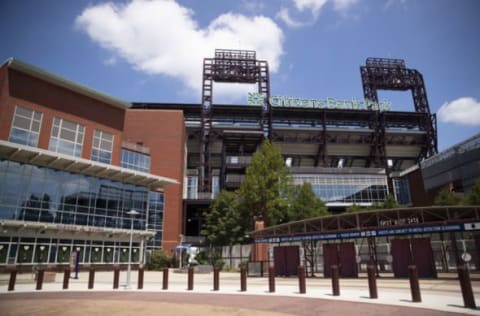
top-left (200, 190), bottom-right (245, 246)
top-left (465, 181), bottom-right (480, 205)
top-left (238, 140), bottom-right (292, 227)
top-left (288, 182), bottom-right (329, 221)
top-left (434, 188), bottom-right (462, 206)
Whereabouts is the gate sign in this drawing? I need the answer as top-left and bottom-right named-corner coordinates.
top-left (255, 222), bottom-right (479, 244)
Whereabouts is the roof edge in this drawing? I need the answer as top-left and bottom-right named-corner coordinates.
top-left (3, 57), bottom-right (131, 110)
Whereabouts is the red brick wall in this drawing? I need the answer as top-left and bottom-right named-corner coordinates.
top-left (0, 68), bottom-right (125, 165)
top-left (123, 110), bottom-right (185, 253)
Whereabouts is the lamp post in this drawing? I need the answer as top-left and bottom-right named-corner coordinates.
top-left (126, 209), bottom-right (139, 289)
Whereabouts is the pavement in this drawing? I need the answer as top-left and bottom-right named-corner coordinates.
top-left (1, 270), bottom-right (480, 315)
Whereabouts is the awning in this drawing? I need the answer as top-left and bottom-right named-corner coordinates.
top-left (0, 140), bottom-right (178, 190)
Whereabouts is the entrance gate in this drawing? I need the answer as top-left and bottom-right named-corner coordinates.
top-left (391, 238), bottom-right (437, 278)
top-left (273, 246), bottom-right (299, 276)
top-left (323, 242), bottom-right (358, 278)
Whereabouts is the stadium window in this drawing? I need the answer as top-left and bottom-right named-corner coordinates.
top-left (91, 129), bottom-right (114, 164)
top-left (121, 149), bottom-right (150, 173)
top-left (48, 117), bottom-right (84, 157)
top-left (9, 105), bottom-right (43, 147)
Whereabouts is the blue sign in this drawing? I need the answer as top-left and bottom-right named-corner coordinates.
top-left (254, 223), bottom-right (475, 243)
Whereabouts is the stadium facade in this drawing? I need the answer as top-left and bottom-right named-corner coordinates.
top-left (1, 49), bottom-right (477, 269)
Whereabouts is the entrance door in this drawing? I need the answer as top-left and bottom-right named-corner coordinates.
top-left (323, 242), bottom-right (358, 278)
top-left (391, 238), bottom-right (437, 278)
top-left (273, 246), bottom-right (299, 276)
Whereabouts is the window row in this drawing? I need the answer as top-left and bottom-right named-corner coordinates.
top-left (0, 237), bottom-right (142, 265)
top-left (9, 105), bottom-right (114, 164)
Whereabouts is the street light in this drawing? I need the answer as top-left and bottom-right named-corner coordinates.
top-left (126, 209), bottom-right (139, 289)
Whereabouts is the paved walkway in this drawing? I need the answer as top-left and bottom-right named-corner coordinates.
top-left (1, 270), bottom-right (479, 315)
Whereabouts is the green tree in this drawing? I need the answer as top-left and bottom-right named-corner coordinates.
top-left (465, 181), bottom-right (480, 205)
top-left (434, 188), bottom-right (462, 205)
top-left (201, 190), bottom-right (246, 246)
top-left (238, 140), bottom-right (292, 227)
top-left (146, 250), bottom-right (173, 270)
top-left (289, 182), bottom-right (329, 221)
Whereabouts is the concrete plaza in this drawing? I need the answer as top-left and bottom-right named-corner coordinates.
top-left (1, 270), bottom-right (479, 315)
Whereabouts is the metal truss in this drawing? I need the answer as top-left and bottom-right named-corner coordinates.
top-left (361, 58), bottom-right (437, 166)
top-left (199, 49), bottom-right (271, 193)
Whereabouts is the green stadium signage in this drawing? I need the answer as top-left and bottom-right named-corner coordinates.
top-left (247, 92), bottom-right (391, 111)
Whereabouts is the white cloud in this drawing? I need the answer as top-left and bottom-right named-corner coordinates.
top-left (76, 0), bottom-right (283, 101)
top-left (293, 0), bottom-right (328, 17)
top-left (437, 97), bottom-right (480, 126)
top-left (276, 7), bottom-right (304, 28)
top-left (103, 56), bottom-right (117, 65)
top-left (278, 0), bottom-right (358, 27)
top-left (332, 0), bottom-right (359, 12)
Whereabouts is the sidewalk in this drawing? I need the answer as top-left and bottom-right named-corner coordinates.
top-left (1, 270), bottom-right (479, 315)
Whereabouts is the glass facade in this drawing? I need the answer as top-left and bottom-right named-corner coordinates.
top-left (293, 174), bottom-right (388, 205)
top-left (146, 191), bottom-right (164, 249)
top-left (393, 178), bottom-right (412, 206)
top-left (91, 129), bottom-right (114, 164)
top-left (9, 105), bottom-right (43, 147)
top-left (0, 160), bottom-right (164, 264)
top-left (121, 149), bottom-right (150, 173)
top-left (48, 117), bottom-right (85, 157)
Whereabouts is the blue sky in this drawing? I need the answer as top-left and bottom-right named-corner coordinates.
top-left (1, 0), bottom-right (479, 151)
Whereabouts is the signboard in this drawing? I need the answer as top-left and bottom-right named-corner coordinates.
top-left (255, 223), bottom-right (478, 244)
top-left (247, 92), bottom-right (391, 111)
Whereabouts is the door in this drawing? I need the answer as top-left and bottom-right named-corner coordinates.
top-left (391, 238), bottom-right (437, 278)
top-left (273, 246), bottom-right (299, 276)
top-left (323, 242), bottom-right (358, 278)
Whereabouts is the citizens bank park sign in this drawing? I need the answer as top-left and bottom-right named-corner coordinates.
top-left (247, 92), bottom-right (392, 111)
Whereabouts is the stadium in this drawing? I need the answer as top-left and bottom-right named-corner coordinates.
top-left (1, 49), bottom-right (479, 277)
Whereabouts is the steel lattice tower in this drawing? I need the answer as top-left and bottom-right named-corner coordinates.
top-left (361, 58), bottom-right (437, 169)
top-left (199, 49), bottom-right (271, 193)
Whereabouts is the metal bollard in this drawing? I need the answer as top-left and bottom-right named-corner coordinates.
top-left (8, 269), bottom-right (17, 291)
top-left (240, 266), bottom-right (247, 292)
top-left (331, 265), bottom-right (340, 296)
top-left (268, 266), bottom-right (275, 293)
top-left (113, 266), bottom-right (120, 289)
top-left (367, 265), bottom-right (378, 299)
top-left (213, 267), bottom-right (220, 291)
top-left (298, 265), bottom-right (306, 294)
top-left (36, 269), bottom-right (45, 290)
top-left (138, 265), bottom-right (144, 290)
top-left (408, 265), bottom-right (421, 302)
top-left (88, 267), bottom-right (95, 290)
top-left (162, 267), bottom-right (169, 290)
top-left (187, 266), bottom-right (194, 291)
top-left (457, 264), bottom-right (476, 309)
top-left (63, 268), bottom-right (70, 290)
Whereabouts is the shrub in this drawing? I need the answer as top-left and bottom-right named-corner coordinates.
top-left (146, 250), bottom-right (173, 270)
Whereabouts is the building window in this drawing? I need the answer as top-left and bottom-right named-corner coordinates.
top-left (121, 149), bottom-right (150, 173)
top-left (91, 129), bottom-right (114, 164)
top-left (48, 118), bottom-right (85, 157)
top-left (9, 105), bottom-right (43, 147)
top-left (187, 176), bottom-right (198, 199)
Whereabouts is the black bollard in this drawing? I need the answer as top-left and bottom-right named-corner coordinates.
top-left (367, 265), bottom-right (378, 299)
top-left (88, 267), bottom-right (95, 290)
top-left (240, 266), bottom-right (247, 292)
top-left (162, 267), bottom-right (169, 290)
top-left (213, 267), bottom-right (220, 291)
top-left (113, 266), bottom-right (120, 289)
top-left (408, 265), bottom-right (421, 302)
top-left (8, 269), bottom-right (17, 291)
top-left (36, 269), bottom-right (45, 290)
top-left (63, 267), bottom-right (70, 290)
top-left (138, 265), bottom-right (144, 290)
top-left (268, 266), bottom-right (275, 293)
top-left (298, 265), bottom-right (306, 294)
top-left (331, 265), bottom-right (340, 296)
top-left (457, 264), bottom-right (476, 309)
top-left (187, 266), bottom-right (194, 291)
